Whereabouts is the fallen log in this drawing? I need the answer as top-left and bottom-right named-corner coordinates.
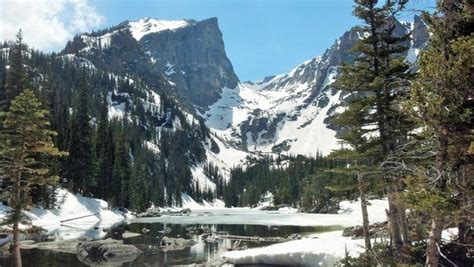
top-left (210, 234), bottom-right (289, 243)
top-left (60, 213), bottom-right (100, 223)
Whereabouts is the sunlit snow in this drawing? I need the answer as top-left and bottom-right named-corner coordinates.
top-left (129, 18), bottom-right (191, 41)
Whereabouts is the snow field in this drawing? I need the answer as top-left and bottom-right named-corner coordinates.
top-left (0, 188), bottom-right (130, 240)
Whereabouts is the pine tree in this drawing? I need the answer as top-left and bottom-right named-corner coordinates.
top-left (95, 94), bottom-right (115, 201)
top-left (403, 1), bottom-right (474, 265)
top-left (5, 30), bottom-right (27, 108)
top-left (329, 96), bottom-right (379, 251)
top-left (0, 90), bottom-right (66, 267)
top-left (113, 129), bottom-right (131, 207)
top-left (66, 73), bottom-right (96, 195)
top-left (0, 53), bottom-right (6, 112)
top-left (129, 153), bottom-right (147, 211)
top-left (332, 0), bottom-right (412, 251)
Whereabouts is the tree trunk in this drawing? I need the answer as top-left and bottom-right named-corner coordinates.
top-left (426, 127), bottom-right (449, 267)
top-left (426, 218), bottom-right (444, 267)
top-left (396, 179), bottom-right (410, 245)
top-left (397, 192), bottom-right (410, 245)
top-left (357, 173), bottom-right (371, 251)
top-left (12, 220), bottom-right (22, 267)
top-left (457, 220), bottom-right (467, 243)
top-left (13, 164), bottom-right (23, 267)
top-left (387, 188), bottom-right (403, 251)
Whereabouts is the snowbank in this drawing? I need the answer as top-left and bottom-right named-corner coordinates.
top-left (180, 193), bottom-right (225, 210)
top-left (224, 230), bottom-right (364, 266)
top-left (0, 188), bottom-right (131, 240)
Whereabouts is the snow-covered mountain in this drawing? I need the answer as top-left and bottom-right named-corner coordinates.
top-left (203, 16), bottom-right (428, 157)
top-left (61, 15), bottom-right (429, 173)
top-left (65, 17), bottom-right (238, 109)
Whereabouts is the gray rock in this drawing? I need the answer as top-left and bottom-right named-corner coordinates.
top-left (26, 239), bottom-right (80, 254)
top-left (77, 238), bottom-right (141, 265)
top-left (141, 17), bottom-right (239, 108)
top-left (181, 208), bottom-right (191, 214)
top-left (413, 15), bottom-right (430, 49)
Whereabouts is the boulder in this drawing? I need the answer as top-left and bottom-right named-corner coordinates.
top-left (181, 208), bottom-right (192, 214)
top-left (77, 238), bottom-right (141, 265)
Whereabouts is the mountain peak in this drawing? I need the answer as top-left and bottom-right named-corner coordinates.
top-left (128, 18), bottom-right (196, 41)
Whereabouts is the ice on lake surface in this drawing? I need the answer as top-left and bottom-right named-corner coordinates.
top-left (132, 199), bottom-right (388, 227)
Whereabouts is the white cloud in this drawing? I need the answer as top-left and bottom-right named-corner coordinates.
top-left (0, 0), bottom-right (104, 52)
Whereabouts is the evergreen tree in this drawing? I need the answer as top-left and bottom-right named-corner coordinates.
top-left (5, 30), bottom-right (27, 108)
top-left (0, 90), bottom-right (66, 267)
top-left (0, 53), bottom-right (6, 112)
top-left (403, 1), bottom-right (474, 265)
top-left (66, 73), bottom-right (96, 195)
top-left (329, 96), bottom-right (380, 251)
top-left (332, 0), bottom-right (412, 251)
top-left (129, 152), bottom-right (147, 211)
top-left (113, 129), bottom-right (131, 207)
top-left (95, 94), bottom-right (115, 201)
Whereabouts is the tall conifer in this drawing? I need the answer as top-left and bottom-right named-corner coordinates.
top-left (0, 90), bottom-right (66, 267)
top-left (66, 73), bottom-right (96, 195)
top-left (332, 0), bottom-right (412, 250)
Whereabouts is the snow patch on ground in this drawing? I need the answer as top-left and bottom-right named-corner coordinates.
top-left (224, 230), bottom-right (363, 266)
top-left (157, 193), bottom-right (225, 213)
top-left (191, 164), bottom-right (217, 191)
top-left (80, 30), bottom-right (120, 50)
top-left (0, 188), bottom-right (130, 240)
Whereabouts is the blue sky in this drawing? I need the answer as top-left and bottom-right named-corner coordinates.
top-left (1, 0), bottom-right (435, 81)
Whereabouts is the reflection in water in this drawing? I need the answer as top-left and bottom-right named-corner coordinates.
top-left (0, 223), bottom-right (341, 266)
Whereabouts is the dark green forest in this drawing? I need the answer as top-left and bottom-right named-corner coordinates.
top-left (0, 34), bottom-right (216, 212)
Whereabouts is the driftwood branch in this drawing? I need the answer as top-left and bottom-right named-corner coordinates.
top-left (60, 213), bottom-right (99, 223)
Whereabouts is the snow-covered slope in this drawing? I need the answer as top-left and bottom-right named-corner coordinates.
top-left (128, 18), bottom-right (193, 41)
top-left (205, 67), bottom-right (341, 156)
top-left (0, 188), bottom-right (130, 240)
top-left (203, 16), bottom-right (428, 158)
top-left (203, 50), bottom-right (347, 156)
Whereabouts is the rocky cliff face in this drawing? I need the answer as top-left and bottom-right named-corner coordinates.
top-left (140, 17), bottom-right (239, 109)
top-left (413, 15), bottom-right (430, 49)
top-left (63, 17), bottom-right (239, 111)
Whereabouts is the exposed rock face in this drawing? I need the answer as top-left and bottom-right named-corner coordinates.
top-left (413, 15), bottom-right (430, 49)
top-left (142, 17), bottom-right (239, 108)
top-left (63, 17), bottom-right (239, 110)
